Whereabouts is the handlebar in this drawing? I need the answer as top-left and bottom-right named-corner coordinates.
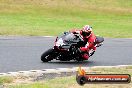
top-left (74, 33), bottom-right (84, 42)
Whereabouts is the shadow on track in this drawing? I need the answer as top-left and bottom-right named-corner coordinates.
top-left (41, 60), bottom-right (99, 67)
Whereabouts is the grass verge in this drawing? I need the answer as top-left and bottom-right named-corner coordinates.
top-left (2, 66), bottom-right (132, 88)
top-left (0, 0), bottom-right (132, 38)
top-left (0, 76), bottom-right (14, 85)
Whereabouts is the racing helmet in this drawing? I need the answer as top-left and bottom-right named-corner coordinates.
top-left (81, 25), bottom-right (92, 37)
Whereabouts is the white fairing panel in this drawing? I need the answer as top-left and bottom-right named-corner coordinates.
top-left (56, 38), bottom-right (65, 46)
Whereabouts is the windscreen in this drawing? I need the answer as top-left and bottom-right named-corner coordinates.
top-left (57, 32), bottom-right (76, 43)
top-left (64, 33), bottom-right (76, 42)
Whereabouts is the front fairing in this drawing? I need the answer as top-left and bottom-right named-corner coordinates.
top-left (55, 32), bottom-right (79, 49)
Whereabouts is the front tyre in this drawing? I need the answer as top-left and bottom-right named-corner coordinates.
top-left (41, 48), bottom-right (54, 62)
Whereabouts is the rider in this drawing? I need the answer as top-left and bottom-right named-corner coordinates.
top-left (70, 25), bottom-right (96, 60)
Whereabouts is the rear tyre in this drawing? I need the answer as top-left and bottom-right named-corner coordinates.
top-left (41, 48), bottom-right (54, 62)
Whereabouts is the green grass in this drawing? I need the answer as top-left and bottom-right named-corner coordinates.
top-left (7, 77), bottom-right (132, 88)
top-left (0, 0), bottom-right (132, 37)
top-left (0, 76), bottom-right (14, 85)
top-left (7, 66), bottom-right (132, 88)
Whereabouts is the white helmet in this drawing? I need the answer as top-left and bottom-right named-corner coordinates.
top-left (82, 25), bottom-right (92, 37)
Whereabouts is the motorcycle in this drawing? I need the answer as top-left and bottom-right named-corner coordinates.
top-left (41, 32), bottom-right (104, 62)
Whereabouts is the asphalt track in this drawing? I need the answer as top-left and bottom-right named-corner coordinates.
top-left (0, 36), bottom-right (132, 73)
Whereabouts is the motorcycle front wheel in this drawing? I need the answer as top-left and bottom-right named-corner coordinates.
top-left (41, 48), bottom-right (54, 62)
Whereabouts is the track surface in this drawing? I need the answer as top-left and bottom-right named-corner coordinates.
top-left (0, 36), bottom-right (132, 73)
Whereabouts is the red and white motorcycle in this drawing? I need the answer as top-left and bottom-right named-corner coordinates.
top-left (41, 32), bottom-right (104, 62)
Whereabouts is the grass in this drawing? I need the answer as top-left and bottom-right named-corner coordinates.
top-left (2, 66), bottom-right (132, 88)
top-left (0, 0), bottom-right (132, 37)
top-left (0, 76), bottom-right (14, 85)
top-left (7, 77), bottom-right (132, 88)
